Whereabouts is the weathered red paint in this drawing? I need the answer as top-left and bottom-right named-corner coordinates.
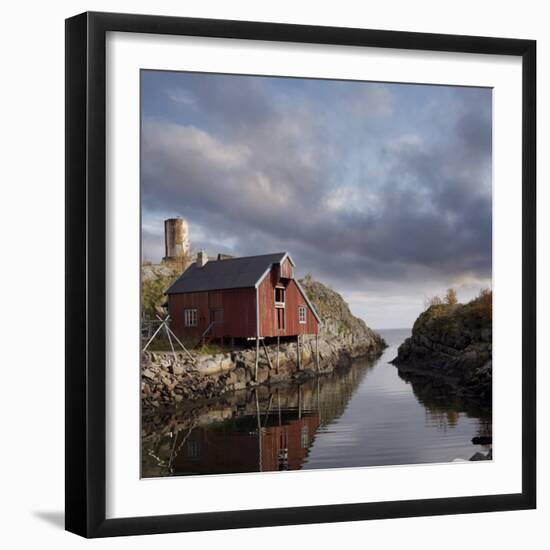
top-left (280, 257), bottom-right (293, 279)
top-left (168, 287), bottom-right (256, 340)
top-left (258, 273), bottom-right (318, 337)
top-left (167, 261), bottom-right (319, 341)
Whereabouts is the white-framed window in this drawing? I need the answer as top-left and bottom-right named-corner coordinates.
top-left (275, 286), bottom-right (285, 307)
top-left (184, 308), bottom-right (197, 327)
top-left (298, 306), bottom-right (307, 324)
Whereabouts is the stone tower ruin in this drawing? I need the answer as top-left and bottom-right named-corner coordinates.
top-left (163, 217), bottom-right (190, 262)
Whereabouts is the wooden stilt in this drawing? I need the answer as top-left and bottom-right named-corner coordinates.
top-left (142, 322), bottom-right (164, 352)
top-left (255, 337), bottom-right (260, 382)
top-left (158, 315), bottom-right (195, 364)
top-left (276, 335), bottom-right (280, 374)
top-left (261, 339), bottom-right (273, 369)
top-left (164, 323), bottom-right (178, 364)
top-left (315, 332), bottom-right (320, 372)
top-left (297, 334), bottom-right (301, 370)
top-left (165, 325), bottom-right (195, 363)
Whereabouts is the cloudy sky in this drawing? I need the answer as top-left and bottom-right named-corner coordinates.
top-left (141, 70), bottom-right (492, 329)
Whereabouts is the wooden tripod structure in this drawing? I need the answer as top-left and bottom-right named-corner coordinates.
top-left (142, 313), bottom-right (195, 364)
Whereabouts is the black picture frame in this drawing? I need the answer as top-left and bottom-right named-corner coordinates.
top-left (65, 11), bottom-right (536, 538)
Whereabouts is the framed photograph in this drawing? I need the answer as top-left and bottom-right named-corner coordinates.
top-left (65, 11), bottom-right (536, 538)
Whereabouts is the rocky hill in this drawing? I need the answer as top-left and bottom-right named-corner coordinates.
top-left (391, 291), bottom-right (492, 401)
top-left (299, 274), bottom-right (386, 355)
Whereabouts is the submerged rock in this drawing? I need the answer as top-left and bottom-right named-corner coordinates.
top-left (470, 449), bottom-right (492, 461)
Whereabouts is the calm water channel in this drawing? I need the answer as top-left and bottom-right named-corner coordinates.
top-left (142, 329), bottom-right (492, 477)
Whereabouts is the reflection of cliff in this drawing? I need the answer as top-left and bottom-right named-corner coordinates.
top-left (142, 358), bottom-right (374, 477)
top-left (398, 368), bottom-right (492, 436)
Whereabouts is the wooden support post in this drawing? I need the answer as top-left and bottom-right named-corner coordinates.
top-left (297, 334), bottom-right (301, 370)
top-left (261, 339), bottom-right (273, 370)
top-left (164, 323), bottom-right (178, 365)
top-left (142, 322), bottom-right (165, 352)
top-left (255, 337), bottom-right (260, 382)
top-left (276, 335), bottom-right (280, 374)
top-left (165, 326), bottom-right (195, 363)
top-left (315, 332), bottom-right (320, 372)
top-left (158, 315), bottom-right (195, 364)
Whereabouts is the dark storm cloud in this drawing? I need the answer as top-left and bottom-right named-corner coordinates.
top-left (141, 73), bottom-right (492, 326)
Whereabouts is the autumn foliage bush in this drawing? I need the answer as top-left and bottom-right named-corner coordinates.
top-left (475, 288), bottom-right (492, 321)
top-left (444, 288), bottom-right (458, 305)
top-left (424, 287), bottom-right (492, 322)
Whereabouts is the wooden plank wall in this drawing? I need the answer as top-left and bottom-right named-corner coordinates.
top-left (168, 287), bottom-right (257, 340)
top-left (258, 271), bottom-right (318, 337)
top-left (280, 257), bottom-right (293, 279)
top-left (168, 263), bottom-right (318, 341)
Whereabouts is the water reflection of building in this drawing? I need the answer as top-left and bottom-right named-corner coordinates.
top-left (142, 360), bottom-right (377, 478)
top-left (170, 410), bottom-right (320, 475)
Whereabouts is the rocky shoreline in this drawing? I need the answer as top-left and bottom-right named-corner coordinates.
top-left (142, 333), bottom-right (385, 410)
top-left (391, 293), bottom-right (492, 402)
top-left (142, 274), bottom-right (386, 410)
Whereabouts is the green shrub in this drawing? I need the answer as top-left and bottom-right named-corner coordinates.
top-left (141, 263), bottom-right (181, 321)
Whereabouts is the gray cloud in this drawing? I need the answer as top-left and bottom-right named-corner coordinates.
top-left (141, 75), bottom-right (492, 327)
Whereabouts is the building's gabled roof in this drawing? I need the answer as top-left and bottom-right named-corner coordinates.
top-left (166, 252), bottom-right (288, 295)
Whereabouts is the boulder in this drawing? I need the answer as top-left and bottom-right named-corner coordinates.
top-left (142, 369), bottom-right (156, 381)
top-left (171, 364), bottom-right (185, 376)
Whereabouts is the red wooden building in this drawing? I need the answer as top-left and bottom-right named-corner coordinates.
top-left (166, 252), bottom-right (320, 343)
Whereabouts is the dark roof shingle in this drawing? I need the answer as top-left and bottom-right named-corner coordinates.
top-left (166, 252), bottom-right (287, 294)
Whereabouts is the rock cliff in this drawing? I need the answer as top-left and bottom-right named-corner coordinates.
top-left (299, 274), bottom-right (386, 354)
top-left (391, 292), bottom-right (492, 401)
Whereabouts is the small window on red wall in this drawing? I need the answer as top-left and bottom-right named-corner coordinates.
top-left (299, 306), bottom-right (307, 324)
top-left (184, 308), bottom-right (197, 327)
